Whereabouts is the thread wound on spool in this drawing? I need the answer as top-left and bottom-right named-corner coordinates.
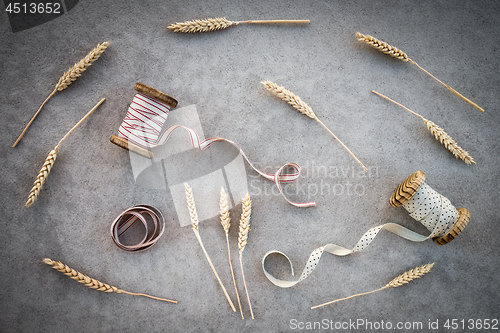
top-left (433, 207), bottom-right (470, 245)
top-left (392, 170), bottom-right (470, 245)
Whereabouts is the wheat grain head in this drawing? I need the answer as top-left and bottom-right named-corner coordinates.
top-left (168, 18), bottom-right (234, 33)
top-left (43, 258), bottom-right (178, 303)
top-left (219, 187), bottom-right (231, 233)
top-left (184, 183), bottom-right (199, 231)
top-left (355, 32), bottom-right (412, 62)
top-left (385, 263), bottom-right (435, 288)
top-left (423, 119), bottom-right (475, 165)
top-left (43, 258), bottom-right (122, 293)
top-left (238, 193), bottom-right (251, 254)
top-left (55, 41), bottom-right (110, 91)
top-left (25, 148), bottom-right (58, 208)
top-left (261, 80), bottom-right (317, 119)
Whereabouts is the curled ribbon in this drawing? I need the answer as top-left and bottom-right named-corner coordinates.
top-left (117, 92), bottom-right (314, 207)
top-left (110, 205), bottom-right (165, 251)
top-left (262, 181), bottom-right (462, 287)
top-left (152, 124), bottom-right (315, 208)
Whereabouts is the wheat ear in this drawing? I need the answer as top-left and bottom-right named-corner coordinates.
top-left (43, 258), bottom-right (177, 303)
top-left (25, 98), bottom-right (105, 207)
top-left (220, 187), bottom-right (244, 319)
top-left (355, 32), bottom-right (483, 112)
top-left (238, 193), bottom-right (254, 319)
top-left (13, 42), bottom-right (110, 147)
top-left (168, 18), bottom-right (309, 33)
top-left (261, 80), bottom-right (367, 172)
top-left (184, 183), bottom-right (236, 312)
top-left (372, 90), bottom-right (475, 165)
top-left (311, 263), bottom-right (434, 309)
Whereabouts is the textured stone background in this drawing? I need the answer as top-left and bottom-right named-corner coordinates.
top-left (1, 1), bottom-right (499, 332)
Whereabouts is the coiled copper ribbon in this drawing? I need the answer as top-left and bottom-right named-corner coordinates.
top-left (110, 205), bottom-right (165, 251)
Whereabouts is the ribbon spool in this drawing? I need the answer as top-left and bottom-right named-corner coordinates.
top-left (110, 83), bottom-right (178, 158)
top-left (390, 170), bottom-right (470, 245)
top-left (262, 170), bottom-right (471, 287)
top-left (110, 205), bottom-right (165, 251)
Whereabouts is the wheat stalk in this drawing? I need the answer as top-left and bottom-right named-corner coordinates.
top-left (13, 42), bottom-right (110, 147)
top-left (25, 98), bottom-right (105, 207)
top-left (238, 193), bottom-right (254, 319)
top-left (372, 90), bottom-right (475, 165)
top-left (43, 258), bottom-right (177, 303)
top-left (355, 32), bottom-right (483, 112)
top-left (261, 80), bottom-right (368, 172)
top-left (219, 187), bottom-right (244, 319)
top-left (311, 263), bottom-right (434, 309)
top-left (184, 183), bottom-right (236, 312)
top-left (168, 18), bottom-right (309, 33)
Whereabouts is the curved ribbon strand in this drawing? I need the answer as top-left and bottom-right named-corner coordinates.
top-left (155, 124), bottom-right (315, 208)
top-left (262, 182), bottom-right (459, 287)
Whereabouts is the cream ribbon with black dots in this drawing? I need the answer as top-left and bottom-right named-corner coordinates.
top-left (262, 182), bottom-right (459, 288)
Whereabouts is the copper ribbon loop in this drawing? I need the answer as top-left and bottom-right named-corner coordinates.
top-left (110, 205), bottom-right (165, 251)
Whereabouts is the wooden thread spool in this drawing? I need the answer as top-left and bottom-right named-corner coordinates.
top-left (390, 170), bottom-right (470, 245)
top-left (110, 83), bottom-right (178, 158)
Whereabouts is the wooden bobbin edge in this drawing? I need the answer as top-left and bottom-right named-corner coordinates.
top-left (432, 208), bottom-right (470, 245)
top-left (110, 135), bottom-right (154, 159)
top-left (134, 82), bottom-right (178, 108)
top-left (389, 170), bottom-right (426, 207)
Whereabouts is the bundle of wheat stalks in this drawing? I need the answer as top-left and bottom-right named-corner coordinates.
top-left (261, 80), bottom-right (367, 172)
top-left (185, 183), bottom-right (254, 319)
top-left (184, 183), bottom-right (236, 312)
top-left (311, 263), bottom-right (434, 309)
top-left (168, 18), bottom-right (309, 33)
top-left (355, 32), bottom-right (483, 112)
top-left (372, 90), bottom-right (475, 165)
top-left (43, 258), bottom-right (177, 303)
top-left (13, 41), bottom-right (110, 147)
top-left (25, 98), bottom-right (105, 207)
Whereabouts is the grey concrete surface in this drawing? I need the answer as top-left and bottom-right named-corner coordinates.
top-left (1, 1), bottom-right (499, 332)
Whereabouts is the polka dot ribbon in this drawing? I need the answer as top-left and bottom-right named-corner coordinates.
top-left (262, 182), bottom-right (459, 287)
top-left (110, 205), bottom-right (165, 252)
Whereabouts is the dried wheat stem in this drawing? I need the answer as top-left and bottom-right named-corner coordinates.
top-left (235, 19), bottom-right (310, 25)
top-left (168, 18), bottom-right (309, 33)
top-left (238, 193), bottom-right (254, 319)
top-left (261, 80), bottom-right (367, 172)
top-left (311, 263), bottom-right (434, 309)
top-left (372, 90), bottom-right (475, 165)
top-left (220, 187), bottom-right (244, 319)
top-left (42, 258), bottom-right (177, 303)
top-left (55, 98), bottom-right (106, 149)
top-left (25, 98), bottom-right (105, 207)
top-left (184, 183), bottom-right (236, 312)
top-left (13, 42), bottom-right (109, 147)
top-left (411, 62), bottom-right (484, 112)
top-left (356, 32), bottom-right (483, 112)
top-left (13, 89), bottom-right (57, 147)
